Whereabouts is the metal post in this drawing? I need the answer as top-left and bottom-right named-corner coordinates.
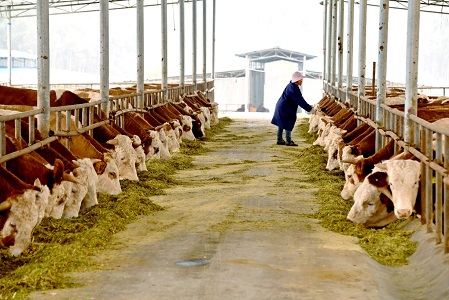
top-left (212, 0), bottom-right (216, 80)
top-left (37, 0), bottom-right (50, 138)
top-left (6, 7), bottom-right (12, 86)
top-left (202, 0), bottom-right (207, 83)
top-left (337, 0), bottom-right (344, 100)
top-left (245, 56), bottom-right (251, 113)
top-left (326, 0), bottom-right (333, 88)
top-left (100, 0), bottom-right (110, 117)
top-left (405, 0), bottom-right (420, 147)
top-left (323, 0), bottom-right (328, 84)
top-left (375, 0), bottom-right (389, 151)
top-left (331, 0), bottom-right (337, 87)
top-left (137, 0), bottom-right (144, 108)
top-left (303, 55), bottom-right (307, 77)
top-left (192, 0), bottom-right (197, 90)
top-left (161, 0), bottom-right (168, 101)
top-left (346, 0), bottom-right (354, 101)
top-left (357, 0), bottom-right (367, 114)
top-left (179, 0), bottom-right (185, 93)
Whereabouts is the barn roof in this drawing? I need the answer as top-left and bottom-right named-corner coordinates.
top-left (0, 0), bottom-right (198, 18)
top-left (2, 1), bottom-right (449, 19)
top-left (235, 47), bottom-right (316, 64)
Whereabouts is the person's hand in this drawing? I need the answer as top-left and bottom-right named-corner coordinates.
top-left (309, 108), bottom-right (316, 114)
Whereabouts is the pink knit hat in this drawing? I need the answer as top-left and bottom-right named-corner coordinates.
top-left (291, 71), bottom-right (304, 82)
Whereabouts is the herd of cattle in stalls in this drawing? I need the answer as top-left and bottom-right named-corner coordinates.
top-left (0, 84), bottom-right (219, 257)
top-left (308, 91), bottom-right (449, 228)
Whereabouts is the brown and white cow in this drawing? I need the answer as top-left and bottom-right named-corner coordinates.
top-left (0, 165), bottom-right (50, 256)
top-left (347, 166), bottom-right (397, 227)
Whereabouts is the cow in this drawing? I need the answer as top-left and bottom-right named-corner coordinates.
top-left (0, 103), bottom-right (123, 195)
top-left (347, 166), bottom-right (397, 228)
top-left (340, 156), bottom-right (364, 200)
top-left (0, 85), bottom-right (58, 106)
top-left (155, 124), bottom-right (171, 159)
top-left (347, 157), bottom-right (421, 227)
top-left (106, 135), bottom-right (139, 181)
top-left (146, 130), bottom-right (162, 160)
top-left (368, 159), bottom-right (421, 219)
top-left (167, 102), bottom-right (204, 139)
top-left (52, 91), bottom-right (139, 181)
top-left (59, 133), bottom-right (121, 195)
top-left (0, 165), bottom-right (50, 256)
top-left (3, 131), bottom-right (78, 214)
top-left (340, 139), bottom-right (397, 201)
top-left (62, 158), bottom-right (99, 219)
top-left (129, 135), bottom-right (148, 172)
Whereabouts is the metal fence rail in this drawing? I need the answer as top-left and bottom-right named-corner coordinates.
top-left (0, 80), bottom-right (214, 168)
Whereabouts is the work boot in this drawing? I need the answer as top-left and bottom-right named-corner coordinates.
top-left (277, 139), bottom-right (286, 145)
top-left (286, 140), bottom-right (298, 146)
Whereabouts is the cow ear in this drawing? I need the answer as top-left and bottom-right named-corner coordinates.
top-left (0, 200), bottom-right (12, 211)
top-left (374, 163), bottom-right (387, 169)
top-left (53, 159), bottom-right (65, 183)
top-left (93, 161), bottom-right (106, 175)
top-left (367, 172), bottom-right (389, 187)
top-left (106, 138), bottom-right (119, 146)
top-left (34, 178), bottom-right (43, 189)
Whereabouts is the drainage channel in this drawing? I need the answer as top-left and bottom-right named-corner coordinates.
top-left (175, 259), bottom-right (212, 267)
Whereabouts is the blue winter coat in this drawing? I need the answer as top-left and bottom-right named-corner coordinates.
top-left (271, 81), bottom-right (313, 131)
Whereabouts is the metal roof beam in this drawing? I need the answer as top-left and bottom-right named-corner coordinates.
top-left (0, 0), bottom-right (203, 18)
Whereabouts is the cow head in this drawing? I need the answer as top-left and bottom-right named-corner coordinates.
top-left (106, 135), bottom-right (139, 181)
top-left (61, 159), bottom-right (98, 219)
top-left (347, 168), bottom-right (397, 228)
top-left (369, 160), bottom-right (421, 219)
top-left (96, 154), bottom-right (122, 195)
top-left (180, 116), bottom-right (196, 141)
top-left (199, 107), bottom-right (211, 130)
top-left (155, 125), bottom-right (171, 160)
top-left (1, 179), bottom-right (50, 256)
top-left (146, 130), bottom-right (162, 160)
top-left (340, 155), bottom-right (364, 200)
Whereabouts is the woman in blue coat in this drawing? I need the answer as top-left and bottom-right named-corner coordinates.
top-left (271, 71), bottom-right (315, 146)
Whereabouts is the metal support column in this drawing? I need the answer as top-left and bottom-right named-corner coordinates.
top-left (245, 56), bottom-right (251, 112)
top-left (323, 0), bottom-right (328, 85)
top-left (357, 0), bottom-right (367, 113)
top-left (6, 7), bottom-right (12, 86)
top-left (202, 0), bottom-right (207, 83)
top-left (212, 0), bottom-right (216, 80)
top-left (331, 0), bottom-right (337, 87)
top-left (326, 0), bottom-right (333, 89)
top-left (346, 0), bottom-right (354, 101)
top-left (37, 0), bottom-right (50, 138)
top-left (192, 0), bottom-right (197, 90)
top-left (137, 0), bottom-right (144, 108)
top-left (404, 0), bottom-right (420, 147)
top-left (100, 0), bottom-right (110, 117)
top-left (337, 0), bottom-right (344, 100)
top-left (161, 0), bottom-right (168, 100)
top-left (179, 0), bottom-right (185, 94)
top-left (375, 0), bottom-right (389, 151)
